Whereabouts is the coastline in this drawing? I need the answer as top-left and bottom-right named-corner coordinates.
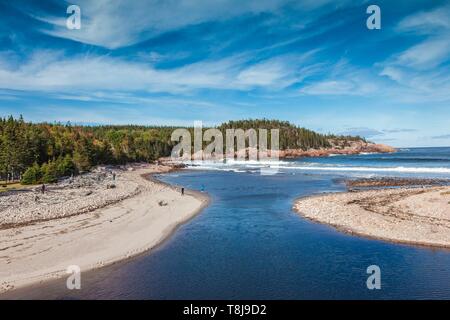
top-left (293, 185), bottom-right (450, 249)
top-left (278, 141), bottom-right (395, 158)
top-left (0, 164), bottom-right (209, 294)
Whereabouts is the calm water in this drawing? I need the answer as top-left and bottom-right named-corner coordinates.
top-left (4, 147), bottom-right (450, 299)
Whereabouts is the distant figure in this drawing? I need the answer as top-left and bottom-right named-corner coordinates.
top-left (41, 184), bottom-right (46, 194)
top-left (112, 172), bottom-right (116, 181)
top-left (181, 187), bottom-right (185, 196)
top-left (201, 184), bottom-right (205, 192)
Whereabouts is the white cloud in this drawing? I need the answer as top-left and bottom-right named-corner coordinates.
top-left (379, 66), bottom-right (404, 83)
top-left (300, 60), bottom-right (379, 96)
top-left (236, 53), bottom-right (317, 88)
top-left (302, 80), bottom-right (353, 95)
top-left (301, 79), bottom-right (379, 96)
top-left (393, 5), bottom-right (450, 71)
top-left (236, 59), bottom-right (292, 87)
top-left (395, 37), bottom-right (450, 70)
top-left (18, 0), bottom-right (359, 49)
top-left (338, 127), bottom-right (384, 138)
top-left (377, 4), bottom-right (450, 102)
top-left (397, 4), bottom-right (450, 35)
top-left (0, 50), bottom-right (312, 95)
top-left (25, 0), bottom-right (289, 49)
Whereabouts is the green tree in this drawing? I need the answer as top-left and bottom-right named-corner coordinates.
top-left (21, 163), bottom-right (42, 185)
top-left (1, 116), bottom-right (365, 182)
top-left (41, 161), bottom-right (58, 183)
top-left (56, 155), bottom-right (77, 177)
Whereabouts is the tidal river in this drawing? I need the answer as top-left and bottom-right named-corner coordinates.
top-left (5, 147), bottom-right (450, 299)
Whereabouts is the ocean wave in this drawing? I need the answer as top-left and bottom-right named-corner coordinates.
top-left (187, 159), bottom-right (288, 166)
top-left (187, 163), bottom-right (450, 174)
top-left (357, 157), bottom-right (450, 162)
top-left (188, 166), bottom-right (252, 173)
top-left (276, 165), bottom-right (450, 174)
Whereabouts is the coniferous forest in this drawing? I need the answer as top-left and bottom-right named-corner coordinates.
top-left (0, 116), bottom-right (363, 185)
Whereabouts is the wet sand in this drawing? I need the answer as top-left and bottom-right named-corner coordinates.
top-left (294, 185), bottom-right (450, 248)
top-left (0, 164), bottom-right (209, 294)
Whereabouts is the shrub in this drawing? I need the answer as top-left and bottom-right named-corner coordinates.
top-left (56, 155), bottom-right (77, 177)
top-left (41, 161), bottom-right (58, 183)
top-left (21, 163), bottom-right (42, 185)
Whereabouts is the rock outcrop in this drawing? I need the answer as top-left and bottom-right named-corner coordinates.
top-left (279, 140), bottom-right (395, 158)
top-left (162, 139), bottom-right (396, 161)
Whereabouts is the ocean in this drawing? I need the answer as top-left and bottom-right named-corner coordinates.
top-left (187, 147), bottom-right (450, 178)
top-left (6, 147), bottom-right (450, 299)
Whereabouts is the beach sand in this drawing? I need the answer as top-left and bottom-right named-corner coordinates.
top-left (294, 186), bottom-right (450, 248)
top-left (0, 164), bottom-right (208, 294)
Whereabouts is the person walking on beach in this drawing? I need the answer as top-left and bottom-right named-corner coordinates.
top-left (41, 184), bottom-right (46, 194)
top-left (112, 172), bottom-right (116, 181)
top-left (181, 187), bottom-right (185, 196)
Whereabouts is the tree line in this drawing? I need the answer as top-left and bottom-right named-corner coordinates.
top-left (218, 119), bottom-right (332, 150)
top-left (0, 116), bottom-right (361, 185)
top-left (0, 116), bottom-right (177, 185)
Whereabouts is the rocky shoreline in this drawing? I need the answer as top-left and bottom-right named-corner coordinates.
top-left (279, 141), bottom-right (395, 158)
top-left (346, 177), bottom-right (450, 189)
top-left (294, 179), bottom-right (450, 248)
top-left (0, 163), bottom-right (207, 293)
top-left (163, 141), bottom-right (396, 162)
top-left (0, 163), bottom-right (174, 229)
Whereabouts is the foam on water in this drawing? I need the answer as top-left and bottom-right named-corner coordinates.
top-left (276, 165), bottom-right (450, 174)
top-left (184, 148), bottom-right (450, 177)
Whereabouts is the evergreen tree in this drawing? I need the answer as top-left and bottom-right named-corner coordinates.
top-left (21, 163), bottom-right (42, 185)
top-left (1, 116), bottom-right (365, 185)
top-left (41, 161), bottom-right (58, 183)
top-left (57, 155), bottom-right (77, 177)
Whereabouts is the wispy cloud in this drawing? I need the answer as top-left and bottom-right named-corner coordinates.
top-left (299, 59), bottom-right (380, 96)
top-left (338, 127), bottom-right (420, 139)
top-left (0, 50), bottom-right (317, 95)
top-left (395, 37), bottom-right (450, 70)
top-left (397, 4), bottom-right (450, 35)
top-left (24, 0), bottom-right (291, 49)
top-left (383, 128), bottom-right (417, 133)
top-left (338, 127), bottom-right (384, 138)
top-left (12, 0), bottom-right (362, 49)
top-left (301, 79), bottom-right (377, 96)
top-left (431, 134), bottom-right (450, 140)
top-left (379, 4), bottom-right (450, 102)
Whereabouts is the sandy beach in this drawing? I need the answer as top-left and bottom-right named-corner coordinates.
top-left (0, 164), bottom-right (208, 294)
top-left (294, 185), bottom-right (450, 248)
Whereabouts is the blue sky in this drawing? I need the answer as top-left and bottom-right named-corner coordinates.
top-left (0, 0), bottom-right (449, 147)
